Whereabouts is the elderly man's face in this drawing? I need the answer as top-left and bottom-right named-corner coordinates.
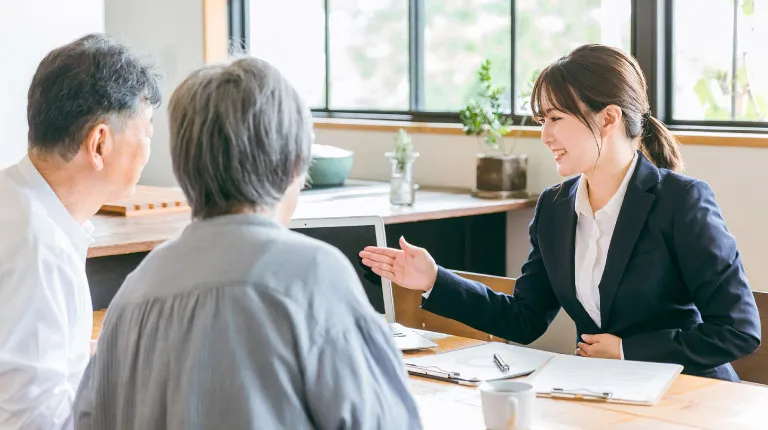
top-left (101, 103), bottom-right (154, 201)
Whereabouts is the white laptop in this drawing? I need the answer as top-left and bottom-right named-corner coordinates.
top-left (289, 216), bottom-right (438, 351)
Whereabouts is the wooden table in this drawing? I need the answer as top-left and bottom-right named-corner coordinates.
top-left (407, 334), bottom-right (768, 429)
top-left (88, 186), bottom-right (536, 258)
top-left (90, 312), bottom-right (768, 429)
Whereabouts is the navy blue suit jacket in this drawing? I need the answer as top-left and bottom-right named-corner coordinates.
top-left (422, 152), bottom-right (760, 381)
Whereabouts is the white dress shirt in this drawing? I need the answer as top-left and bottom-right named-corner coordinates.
top-left (0, 156), bottom-right (94, 430)
top-left (574, 152), bottom-right (638, 359)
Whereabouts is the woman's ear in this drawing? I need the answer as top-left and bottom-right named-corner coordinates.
top-left (600, 105), bottom-right (623, 138)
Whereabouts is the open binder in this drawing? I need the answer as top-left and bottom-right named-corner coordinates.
top-left (528, 354), bottom-right (683, 405)
top-left (403, 342), bottom-right (555, 386)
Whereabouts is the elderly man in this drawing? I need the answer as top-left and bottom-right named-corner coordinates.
top-left (73, 57), bottom-right (422, 430)
top-left (0, 34), bottom-right (160, 429)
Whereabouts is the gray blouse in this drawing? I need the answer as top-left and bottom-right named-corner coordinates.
top-left (73, 214), bottom-right (422, 429)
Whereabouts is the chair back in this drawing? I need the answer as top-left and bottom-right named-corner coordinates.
top-left (392, 270), bottom-right (516, 342)
top-left (732, 291), bottom-right (768, 385)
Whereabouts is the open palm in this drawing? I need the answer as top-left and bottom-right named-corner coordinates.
top-left (359, 236), bottom-right (438, 292)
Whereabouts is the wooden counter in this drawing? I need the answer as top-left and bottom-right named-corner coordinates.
top-left (89, 312), bottom-right (768, 429)
top-left (87, 186), bottom-right (537, 258)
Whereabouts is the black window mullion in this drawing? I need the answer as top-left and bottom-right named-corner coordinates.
top-left (408, 0), bottom-right (425, 111)
top-left (632, 0), bottom-right (667, 121)
top-left (510, 0), bottom-right (517, 117)
top-left (663, 0), bottom-right (674, 125)
top-left (729, 0), bottom-right (739, 121)
top-left (228, 0), bottom-right (250, 53)
top-left (324, 0), bottom-right (330, 110)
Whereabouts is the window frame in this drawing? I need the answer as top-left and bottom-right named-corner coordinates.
top-left (228, 0), bottom-right (249, 53)
top-left (233, 0), bottom-right (768, 133)
top-left (662, 0), bottom-right (768, 133)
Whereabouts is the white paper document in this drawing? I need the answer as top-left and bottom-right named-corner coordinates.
top-left (529, 354), bottom-right (683, 405)
top-left (403, 342), bottom-right (555, 385)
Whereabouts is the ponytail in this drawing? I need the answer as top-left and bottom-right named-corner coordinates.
top-left (641, 115), bottom-right (684, 173)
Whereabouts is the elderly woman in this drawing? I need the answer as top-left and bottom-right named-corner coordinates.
top-left (72, 58), bottom-right (421, 429)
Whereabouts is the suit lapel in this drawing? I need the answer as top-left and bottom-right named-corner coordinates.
top-left (599, 154), bottom-right (660, 328)
top-left (551, 180), bottom-right (600, 333)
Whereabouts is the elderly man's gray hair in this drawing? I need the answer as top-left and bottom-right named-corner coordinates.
top-left (168, 57), bottom-right (313, 219)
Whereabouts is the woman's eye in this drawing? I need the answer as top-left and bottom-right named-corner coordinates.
top-left (549, 117), bottom-right (561, 122)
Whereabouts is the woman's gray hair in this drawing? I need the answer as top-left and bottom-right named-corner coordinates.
top-left (168, 57), bottom-right (313, 219)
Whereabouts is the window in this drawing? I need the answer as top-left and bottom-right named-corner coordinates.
top-left (237, 0), bottom-right (768, 130)
top-left (422, 0), bottom-right (512, 112)
top-left (249, 1), bottom-right (326, 108)
top-left (514, 0), bottom-right (631, 114)
top-left (670, 0), bottom-right (768, 123)
top-left (327, 0), bottom-right (410, 110)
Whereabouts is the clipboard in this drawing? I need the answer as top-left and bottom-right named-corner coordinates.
top-left (528, 354), bottom-right (683, 405)
top-left (403, 342), bottom-right (555, 386)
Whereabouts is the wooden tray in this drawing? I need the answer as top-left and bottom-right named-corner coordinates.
top-left (98, 185), bottom-right (190, 216)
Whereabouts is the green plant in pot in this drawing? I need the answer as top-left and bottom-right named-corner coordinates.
top-left (459, 59), bottom-right (532, 199)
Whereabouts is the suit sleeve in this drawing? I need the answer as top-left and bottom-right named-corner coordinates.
top-left (622, 180), bottom-right (760, 371)
top-left (421, 193), bottom-right (561, 344)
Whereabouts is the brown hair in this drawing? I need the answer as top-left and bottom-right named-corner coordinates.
top-left (530, 44), bottom-right (683, 172)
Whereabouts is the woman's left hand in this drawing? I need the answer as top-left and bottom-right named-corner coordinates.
top-left (576, 334), bottom-right (622, 359)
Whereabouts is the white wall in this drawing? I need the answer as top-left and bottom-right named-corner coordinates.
top-left (104, 0), bottom-right (205, 187)
top-left (0, 0), bottom-right (204, 180)
top-left (0, 0), bottom-right (105, 168)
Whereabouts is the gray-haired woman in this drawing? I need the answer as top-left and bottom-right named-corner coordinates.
top-left (73, 57), bottom-right (422, 430)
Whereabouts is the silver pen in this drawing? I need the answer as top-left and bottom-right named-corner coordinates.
top-left (493, 353), bottom-right (510, 372)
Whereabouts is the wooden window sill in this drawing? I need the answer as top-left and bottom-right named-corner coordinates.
top-left (313, 118), bottom-right (768, 149)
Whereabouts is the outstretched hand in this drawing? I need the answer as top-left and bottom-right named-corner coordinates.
top-left (358, 236), bottom-right (438, 292)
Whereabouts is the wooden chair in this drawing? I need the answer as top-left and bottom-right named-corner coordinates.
top-left (392, 270), bottom-right (515, 343)
top-left (731, 291), bottom-right (768, 385)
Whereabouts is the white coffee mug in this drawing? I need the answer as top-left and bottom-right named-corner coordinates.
top-left (479, 380), bottom-right (535, 430)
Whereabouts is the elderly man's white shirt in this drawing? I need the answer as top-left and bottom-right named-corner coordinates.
top-left (0, 156), bottom-right (94, 430)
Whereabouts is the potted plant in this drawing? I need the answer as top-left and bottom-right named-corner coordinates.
top-left (459, 59), bottom-right (532, 199)
top-left (385, 128), bottom-right (419, 206)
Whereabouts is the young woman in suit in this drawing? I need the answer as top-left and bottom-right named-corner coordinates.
top-left (359, 44), bottom-right (760, 382)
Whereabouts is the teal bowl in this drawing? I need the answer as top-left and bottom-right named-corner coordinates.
top-left (307, 145), bottom-right (354, 187)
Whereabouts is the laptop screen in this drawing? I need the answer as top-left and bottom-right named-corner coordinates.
top-left (290, 224), bottom-right (386, 314)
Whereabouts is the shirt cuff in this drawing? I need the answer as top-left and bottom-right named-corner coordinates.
top-left (620, 339), bottom-right (624, 360)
